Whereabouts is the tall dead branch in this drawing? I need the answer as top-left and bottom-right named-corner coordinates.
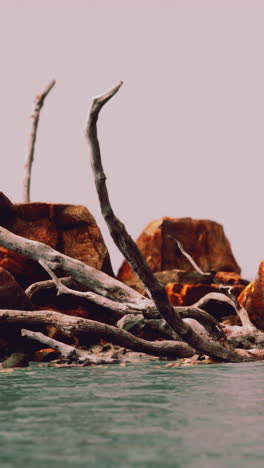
top-left (85, 82), bottom-right (250, 363)
top-left (23, 80), bottom-right (56, 203)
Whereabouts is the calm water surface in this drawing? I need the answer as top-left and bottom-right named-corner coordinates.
top-left (0, 362), bottom-right (263, 468)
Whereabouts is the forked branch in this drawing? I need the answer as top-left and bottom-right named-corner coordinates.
top-left (85, 82), bottom-right (250, 363)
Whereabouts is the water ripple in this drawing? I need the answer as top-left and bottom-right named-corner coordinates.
top-left (0, 362), bottom-right (263, 467)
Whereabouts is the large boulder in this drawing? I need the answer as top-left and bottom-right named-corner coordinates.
top-left (118, 217), bottom-right (241, 287)
top-left (0, 194), bottom-right (114, 288)
top-left (238, 261), bottom-right (264, 329)
top-left (0, 267), bottom-right (34, 310)
top-left (165, 269), bottom-right (247, 308)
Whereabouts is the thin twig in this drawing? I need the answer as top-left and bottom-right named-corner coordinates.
top-left (168, 235), bottom-right (211, 277)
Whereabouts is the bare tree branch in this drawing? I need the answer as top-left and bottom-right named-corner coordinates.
top-left (25, 275), bottom-right (227, 343)
top-left (0, 224), bottom-right (254, 361)
top-left (23, 80), bottom-right (56, 203)
top-left (26, 277), bottom-right (75, 300)
top-left (37, 258), bottom-right (143, 317)
top-left (21, 328), bottom-right (117, 364)
top-left (0, 226), bottom-right (148, 308)
top-left (85, 82), bottom-right (250, 363)
top-left (179, 307), bottom-right (225, 340)
top-left (0, 225), bottom-right (231, 340)
top-left (0, 309), bottom-right (194, 358)
top-left (195, 290), bottom-right (256, 331)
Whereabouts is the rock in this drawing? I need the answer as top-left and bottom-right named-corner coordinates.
top-left (55, 204), bottom-right (95, 227)
top-left (0, 338), bottom-right (9, 360)
top-left (32, 348), bottom-right (60, 362)
top-left (156, 269), bottom-right (212, 287)
top-left (0, 192), bottom-right (15, 218)
top-left (0, 195), bottom-right (114, 288)
top-left (166, 282), bottom-right (220, 307)
top-left (215, 271), bottom-right (247, 286)
top-left (117, 267), bottom-right (248, 301)
top-left (238, 260), bottom-right (264, 329)
top-left (2, 352), bottom-right (29, 368)
top-left (118, 217), bottom-right (240, 287)
top-left (166, 280), bottom-right (245, 308)
top-left (116, 264), bottom-right (246, 310)
top-left (0, 267), bottom-right (34, 310)
top-left (125, 269), bottom-right (214, 295)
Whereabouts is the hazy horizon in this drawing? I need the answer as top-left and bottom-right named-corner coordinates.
top-left (1, 0), bottom-right (264, 280)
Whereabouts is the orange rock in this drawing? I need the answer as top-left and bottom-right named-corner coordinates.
top-left (0, 196), bottom-right (113, 288)
top-left (61, 225), bottom-right (107, 270)
top-left (32, 348), bottom-right (60, 362)
top-left (166, 281), bottom-right (245, 308)
top-left (0, 267), bottom-right (33, 310)
top-left (118, 217), bottom-right (240, 286)
top-left (122, 268), bottom-right (248, 297)
top-left (166, 282), bottom-right (220, 306)
top-left (215, 271), bottom-right (245, 285)
top-left (238, 261), bottom-right (264, 329)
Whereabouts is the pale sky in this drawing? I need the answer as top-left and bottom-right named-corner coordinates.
top-left (1, 0), bottom-right (264, 280)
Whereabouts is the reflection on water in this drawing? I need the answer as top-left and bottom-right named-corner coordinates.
top-left (0, 362), bottom-right (263, 467)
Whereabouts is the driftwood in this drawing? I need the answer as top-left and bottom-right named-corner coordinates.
top-left (0, 225), bottom-right (247, 361)
top-left (23, 80), bottom-right (56, 203)
top-left (169, 235), bottom-right (256, 331)
top-left (0, 225), bottom-right (230, 342)
top-left (25, 277), bottom-right (140, 318)
top-left (85, 82), bottom-right (251, 363)
top-left (0, 82), bottom-right (262, 365)
top-left (0, 226), bottom-right (148, 308)
top-left (21, 329), bottom-right (118, 364)
top-left (0, 309), bottom-right (194, 358)
top-left (25, 269), bottom-right (226, 341)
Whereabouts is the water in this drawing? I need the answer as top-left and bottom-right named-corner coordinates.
top-left (0, 362), bottom-right (263, 468)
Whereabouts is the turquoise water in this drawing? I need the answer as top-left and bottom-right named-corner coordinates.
top-left (0, 362), bottom-right (263, 468)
